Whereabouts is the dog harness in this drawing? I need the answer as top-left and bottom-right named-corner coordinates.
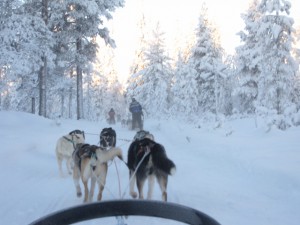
top-left (63, 135), bottom-right (77, 150)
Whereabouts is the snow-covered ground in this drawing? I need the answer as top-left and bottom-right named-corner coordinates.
top-left (0, 111), bottom-right (299, 225)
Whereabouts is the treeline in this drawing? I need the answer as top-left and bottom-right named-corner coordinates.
top-left (1, 0), bottom-right (300, 130)
top-left (0, 0), bottom-right (125, 120)
top-left (126, 1), bottom-right (300, 129)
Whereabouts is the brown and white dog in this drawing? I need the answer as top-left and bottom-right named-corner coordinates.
top-left (127, 131), bottom-right (176, 201)
top-left (72, 143), bottom-right (123, 203)
top-left (55, 130), bottom-right (85, 176)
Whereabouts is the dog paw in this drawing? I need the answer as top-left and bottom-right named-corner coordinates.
top-left (130, 192), bottom-right (137, 199)
top-left (170, 167), bottom-right (176, 175)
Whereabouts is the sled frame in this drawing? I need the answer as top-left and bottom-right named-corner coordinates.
top-left (29, 199), bottom-right (220, 225)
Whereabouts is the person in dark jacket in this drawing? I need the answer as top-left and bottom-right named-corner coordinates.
top-left (129, 98), bottom-right (143, 130)
top-left (108, 108), bottom-right (116, 124)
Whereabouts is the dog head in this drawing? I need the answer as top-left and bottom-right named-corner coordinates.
top-left (133, 130), bottom-right (154, 141)
top-left (138, 138), bottom-right (156, 148)
top-left (131, 138), bottom-right (155, 158)
top-left (100, 127), bottom-right (116, 149)
top-left (69, 130), bottom-right (85, 144)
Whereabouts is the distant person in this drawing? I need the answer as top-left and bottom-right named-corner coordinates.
top-left (108, 108), bottom-right (116, 124)
top-left (129, 98), bottom-right (143, 130)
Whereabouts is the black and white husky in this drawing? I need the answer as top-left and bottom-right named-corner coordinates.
top-left (99, 127), bottom-right (116, 149)
top-left (127, 131), bottom-right (176, 201)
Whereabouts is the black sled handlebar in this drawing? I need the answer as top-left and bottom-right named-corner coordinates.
top-left (29, 199), bottom-right (221, 225)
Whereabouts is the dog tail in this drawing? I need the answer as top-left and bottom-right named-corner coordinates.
top-left (152, 144), bottom-right (176, 175)
top-left (159, 158), bottom-right (176, 175)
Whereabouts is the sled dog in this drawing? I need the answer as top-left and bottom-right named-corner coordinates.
top-left (127, 131), bottom-right (176, 201)
top-left (133, 130), bottom-right (155, 141)
top-left (127, 119), bottom-right (132, 130)
top-left (55, 130), bottom-right (85, 176)
top-left (121, 119), bottom-right (126, 128)
top-left (99, 127), bottom-right (116, 149)
top-left (98, 127), bottom-right (117, 201)
top-left (72, 143), bottom-right (123, 202)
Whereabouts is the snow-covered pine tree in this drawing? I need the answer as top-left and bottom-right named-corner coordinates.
top-left (220, 55), bottom-right (236, 116)
top-left (0, 0), bottom-right (54, 114)
top-left (126, 14), bottom-right (149, 105)
top-left (129, 14), bottom-right (148, 75)
top-left (49, 0), bottom-right (124, 120)
top-left (90, 63), bottom-right (110, 121)
top-left (188, 4), bottom-right (224, 119)
top-left (294, 26), bottom-right (300, 63)
top-left (74, 34), bottom-right (126, 122)
top-left (234, 0), bottom-right (262, 115)
top-left (169, 52), bottom-right (198, 121)
top-left (292, 26), bottom-right (300, 115)
top-left (89, 42), bottom-right (125, 121)
top-left (47, 1), bottom-right (76, 119)
top-left (255, 0), bottom-right (298, 129)
top-left (127, 23), bottom-right (173, 118)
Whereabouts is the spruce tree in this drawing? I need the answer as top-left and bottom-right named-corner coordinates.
top-left (0, 0), bottom-right (54, 114)
top-left (188, 5), bottom-right (224, 118)
top-left (50, 0), bottom-right (124, 119)
top-left (235, 0), bottom-right (262, 115)
top-left (127, 23), bottom-right (173, 118)
top-left (170, 53), bottom-right (198, 121)
top-left (255, 0), bottom-right (297, 129)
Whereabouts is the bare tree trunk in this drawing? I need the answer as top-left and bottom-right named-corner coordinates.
top-left (76, 64), bottom-right (84, 120)
top-left (276, 88), bottom-right (282, 115)
top-left (39, 56), bottom-right (47, 117)
top-left (60, 91), bottom-right (64, 117)
top-left (39, 0), bottom-right (48, 117)
top-left (31, 97), bottom-right (35, 114)
top-left (76, 38), bottom-right (84, 120)
top-left (68, 70), bottom-right (73, 119)
top-left (69, 87), bottom-right (73, 119)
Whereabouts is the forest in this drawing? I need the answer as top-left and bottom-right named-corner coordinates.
top-left (0, 0), bottom-right (299, 130)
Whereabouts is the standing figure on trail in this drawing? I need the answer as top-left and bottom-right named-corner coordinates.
top-left (108, 108), bottom-right (116, 124)
top-left (129, 98), bottom-right (143, 130)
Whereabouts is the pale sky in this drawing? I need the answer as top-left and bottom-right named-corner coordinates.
top-left (108, 0), bottom-right (300, 80)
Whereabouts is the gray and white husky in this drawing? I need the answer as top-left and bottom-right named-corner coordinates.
top-left (55, 130), bottom-right (85, 176)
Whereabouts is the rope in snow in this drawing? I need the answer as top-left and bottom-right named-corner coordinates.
top-left (114, 159), bottom-right (122, 198)
top-left (92, 147), bottom-right (150, 225)
top-left (93, 171), bottom-right (118, 200)
top-left (85, 132), bottom-right (99, 136)
top-left (118, 138), bottom-right (132, 142)
top-left (83, 132), bottom-right (131, 143)
top-left (93, 169), bottom-right (127, 225)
